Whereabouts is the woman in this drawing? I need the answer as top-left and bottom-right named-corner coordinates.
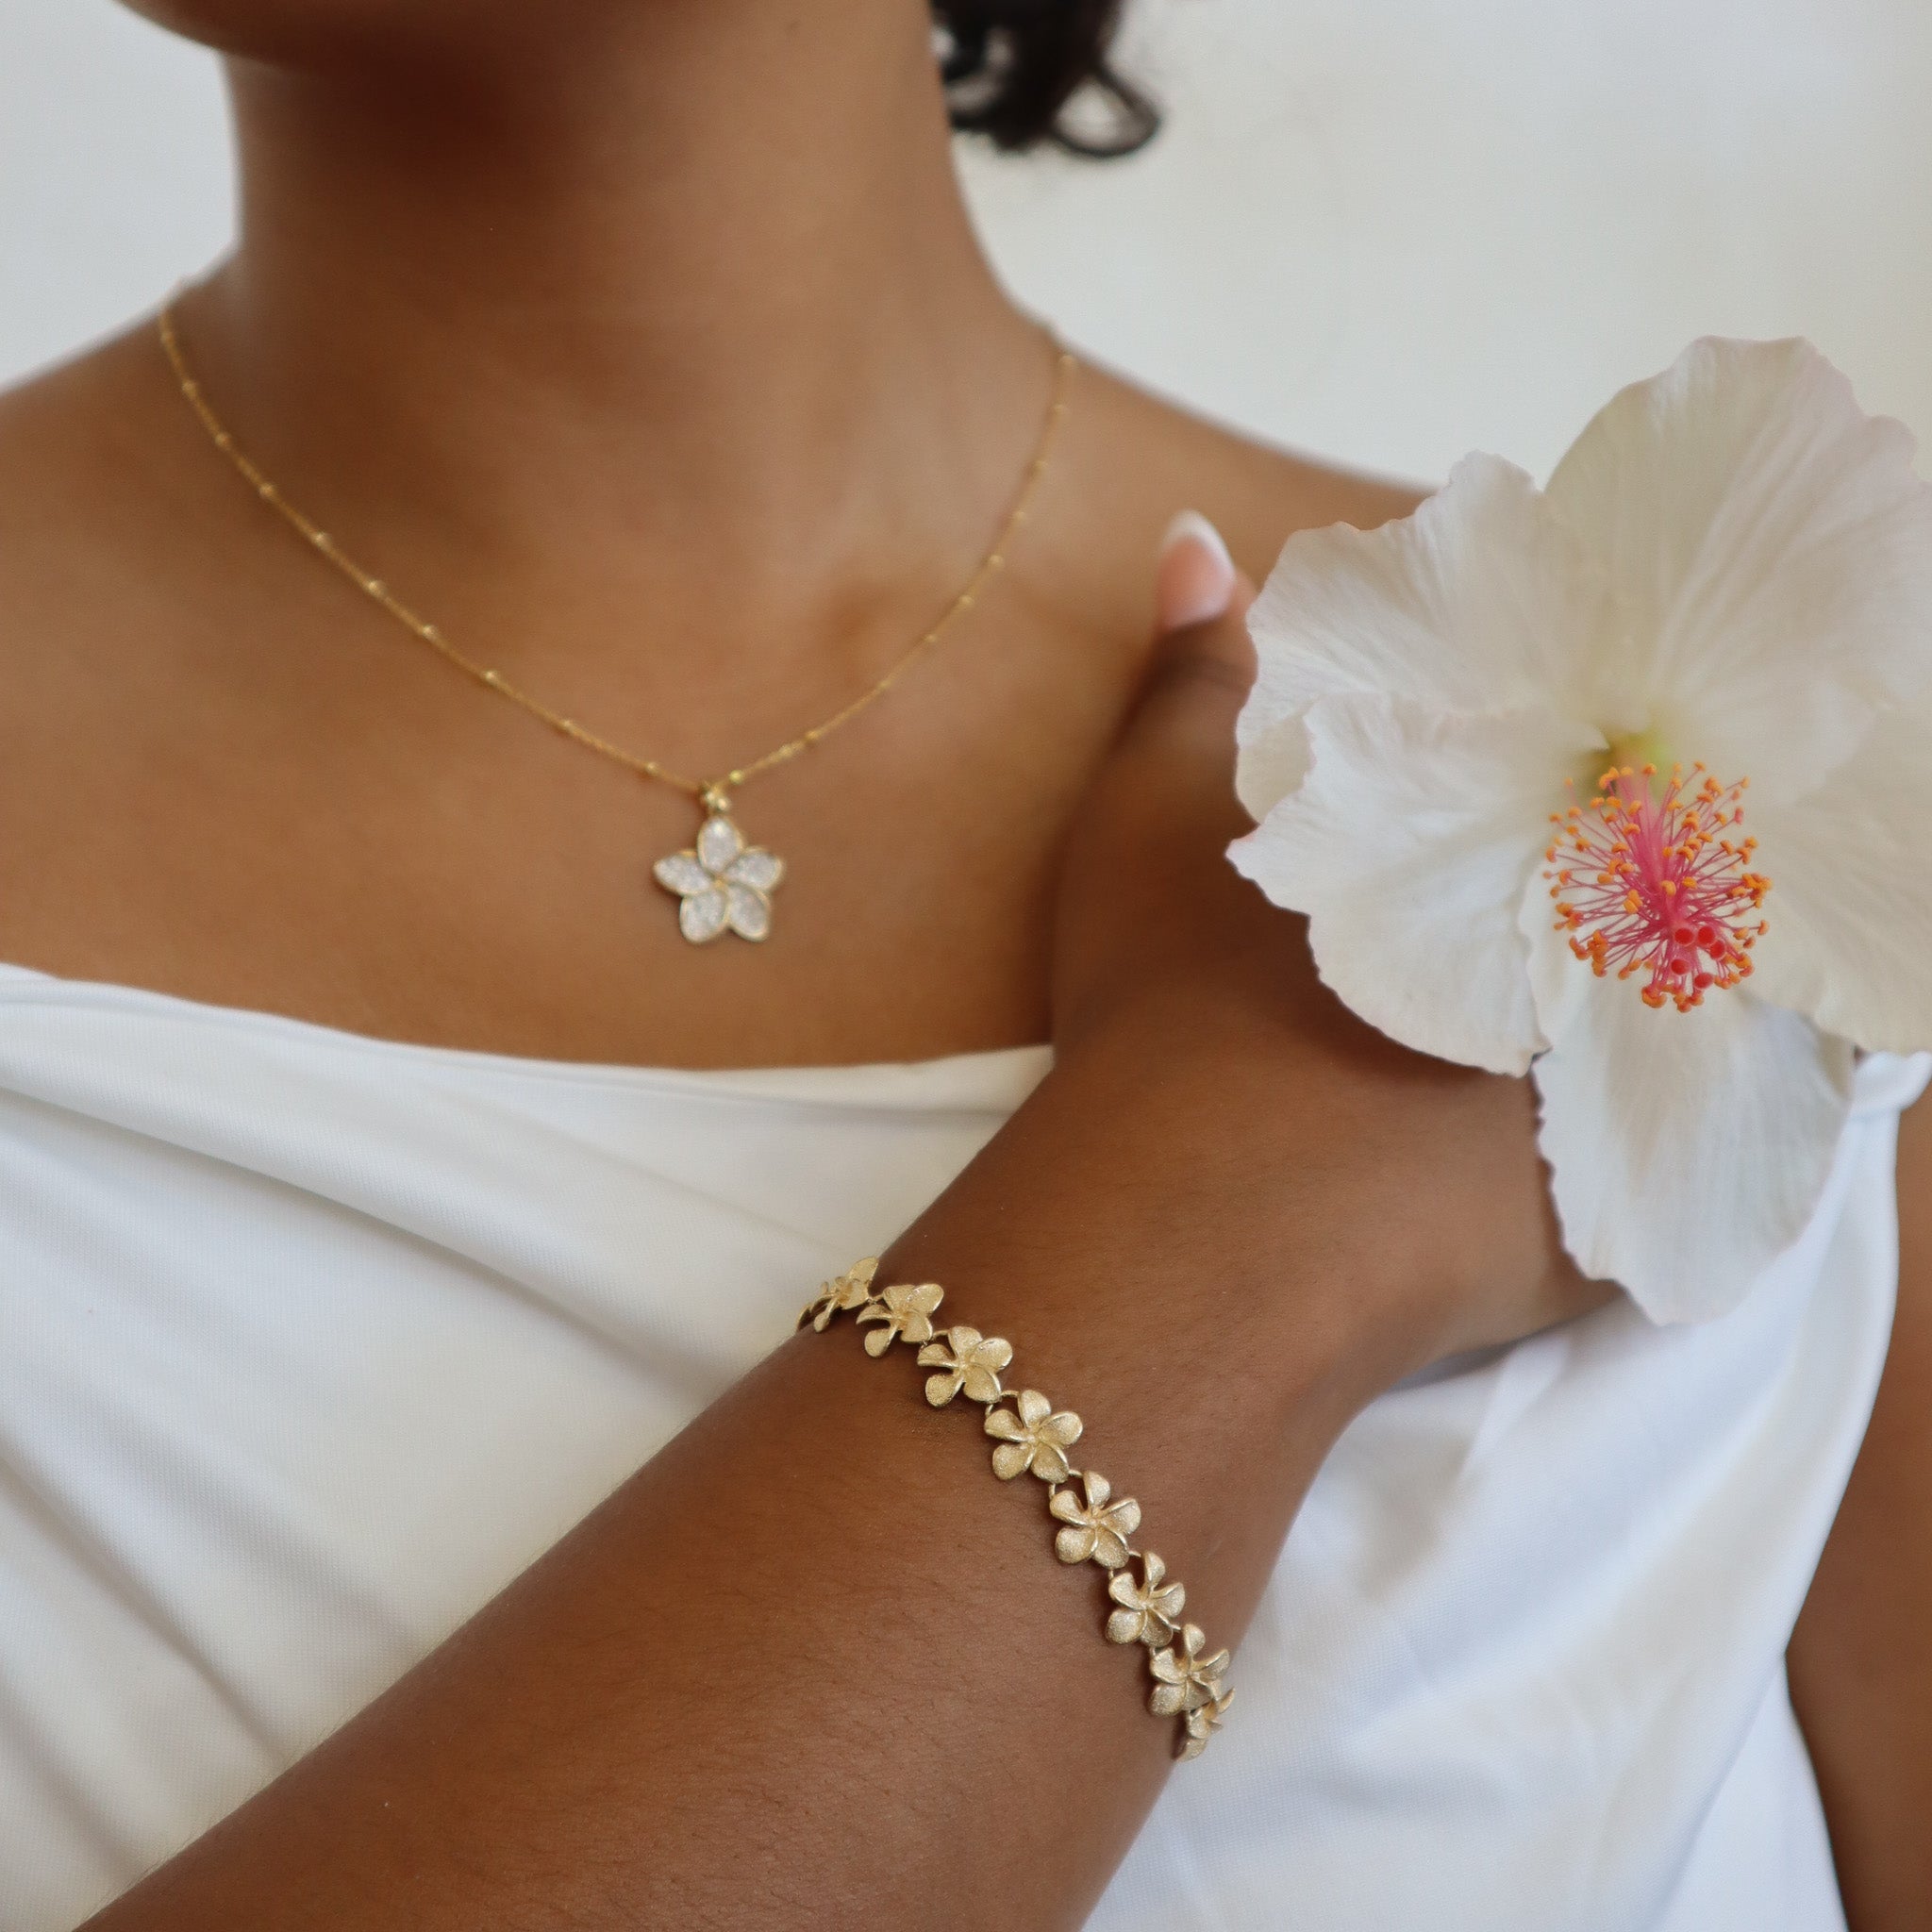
top-left (0, 3), bottom-right (1924, 1926)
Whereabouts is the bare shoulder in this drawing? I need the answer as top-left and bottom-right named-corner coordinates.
top-left (1065, 355), bottom-right (1425, 592)
top-left (0, 325), bottom-right (204, 691)
top-left (0, 324), bottom-right (288, 982)
top-left (0, 325), bottom-right (179, 524)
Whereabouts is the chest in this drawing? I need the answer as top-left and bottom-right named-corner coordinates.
top-left (0, 578), bottom-right (1141, 1066)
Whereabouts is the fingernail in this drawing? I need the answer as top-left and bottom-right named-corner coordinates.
top-left (1156, 509), bottom-right (1236, 630)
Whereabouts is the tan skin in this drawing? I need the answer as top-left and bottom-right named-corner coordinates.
top-left (0, 3), bottom-right (1401, 1071)
top-left (1791, 1096), bottom-right (1932, 1925)
top-left (0, 0), bottom-right (1916, 1923)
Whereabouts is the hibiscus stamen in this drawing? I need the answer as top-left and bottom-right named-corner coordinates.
top-left (1543, 763), bottom-right (1770, 1013)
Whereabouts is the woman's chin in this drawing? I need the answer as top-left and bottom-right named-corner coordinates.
top-left (111, 0), bottom-right (591, 68)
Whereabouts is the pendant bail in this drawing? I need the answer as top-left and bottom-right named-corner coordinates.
top-left (700, 780), bottom-right (733, 816)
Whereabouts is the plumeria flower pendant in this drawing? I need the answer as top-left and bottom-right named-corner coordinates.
top-left (1230, 338), bottom-right (1932, 1321)
top-left (653, 790), bottom-right (786, 944)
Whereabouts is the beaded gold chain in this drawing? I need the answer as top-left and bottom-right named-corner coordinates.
top-left (158, 305), bottom-right (1077, 948)
top-left (802, 1258), bottom-right (1233, 1760)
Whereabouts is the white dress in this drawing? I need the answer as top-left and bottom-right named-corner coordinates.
top-left (0, 959), bottom-right (1922, 1931)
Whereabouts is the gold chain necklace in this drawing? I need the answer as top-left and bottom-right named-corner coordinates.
top-left (158, 306), bottom-right (1076, 946)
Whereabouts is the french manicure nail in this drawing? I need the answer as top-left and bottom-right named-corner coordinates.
top-left (1157, 510), bottom-right (1237, 629)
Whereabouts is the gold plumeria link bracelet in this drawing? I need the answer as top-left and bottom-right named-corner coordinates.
top-left (801, 1258), bottom-right (1233, 1760)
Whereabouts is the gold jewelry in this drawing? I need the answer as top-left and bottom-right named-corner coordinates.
top-left (802, 1258), bottom-right (1233, 1760)
top-left (158, 306), bottom-right (1077, 947)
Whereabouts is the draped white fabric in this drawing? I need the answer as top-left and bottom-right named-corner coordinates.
top-left (0, 961), bottom-right (1920, 1930)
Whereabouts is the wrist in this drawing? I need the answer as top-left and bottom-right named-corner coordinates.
top-left (1057, 986), bottom-right (1560, 1376)
top-left (1032, 1018), bottom-right (1449, 1405)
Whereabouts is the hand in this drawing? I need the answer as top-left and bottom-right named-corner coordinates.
top-left (1049, 514), bottom-right (1611, 1384)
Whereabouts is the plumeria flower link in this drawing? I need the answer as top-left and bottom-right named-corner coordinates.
top-left (1106, 1549), bottom-right (1187, 1647)
top-left (654, 811), bottom-right (785, 944)
top-left (857, 1280), bottom-right (944, 1357)
top-left (1180, 1688), bottom-right (1235, 1761)
top-left (916, 1325), bottom-right (1013, 1407)
top-left (800, 1257), bottom-right (877, 1332)
top-left (983, 1389), bottom-right (1083, 1482)
top-left (1049, 1471), bottom-right (1141, 1569)
top-left (1231, 338), bottom-right (1932, 1319)
top-left (1148, 1623), bottom-right (1230, 1718)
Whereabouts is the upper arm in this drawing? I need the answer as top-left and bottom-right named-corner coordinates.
top-left (1787, 1087), bottom-right (1932, 1929)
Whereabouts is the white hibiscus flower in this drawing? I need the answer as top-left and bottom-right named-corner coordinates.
top-left (1230, 339), bottom-right (1932, 1321)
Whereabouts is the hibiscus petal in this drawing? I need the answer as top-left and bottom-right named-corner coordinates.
top-left (1531, 971), bottom-right (1856, 1322)
top-left (1544, 337), bottom-right (1932, 795)
top-left (1236, 455), bottom-right (1605, 821)
top-left (1230, 693), bottom-right (1604, 1074)
top-left (1743, 700), bottom-right (1932, 1053)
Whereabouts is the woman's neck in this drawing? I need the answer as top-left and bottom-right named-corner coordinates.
top-left (179, 1), bottom-right (1047, 626)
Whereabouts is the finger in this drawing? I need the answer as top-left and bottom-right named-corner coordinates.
top-left (1052, 515), bottom-right (1288, 1026)
top-left (1054, 514), bottom-right (1267, 996)
top-left (1155, 509), bottom-right (1239, 632)
top-left (1108, 513), bottom-right (1257, 847)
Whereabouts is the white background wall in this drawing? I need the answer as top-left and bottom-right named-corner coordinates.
top-left (4, 0), bottom-right (1930, 483)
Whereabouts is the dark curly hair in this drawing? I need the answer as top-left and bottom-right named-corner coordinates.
top-left (934, 2), bottom-right (1158, 158)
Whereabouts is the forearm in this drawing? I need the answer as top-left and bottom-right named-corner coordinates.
top-left (84, 1026), bottom-right (1422, 1932)
top-left (1790, 1096), bottom-right (1932, 1928)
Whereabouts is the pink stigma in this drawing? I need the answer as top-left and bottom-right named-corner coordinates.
top-left (1544, 763), bottom-right (1770, 1012)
